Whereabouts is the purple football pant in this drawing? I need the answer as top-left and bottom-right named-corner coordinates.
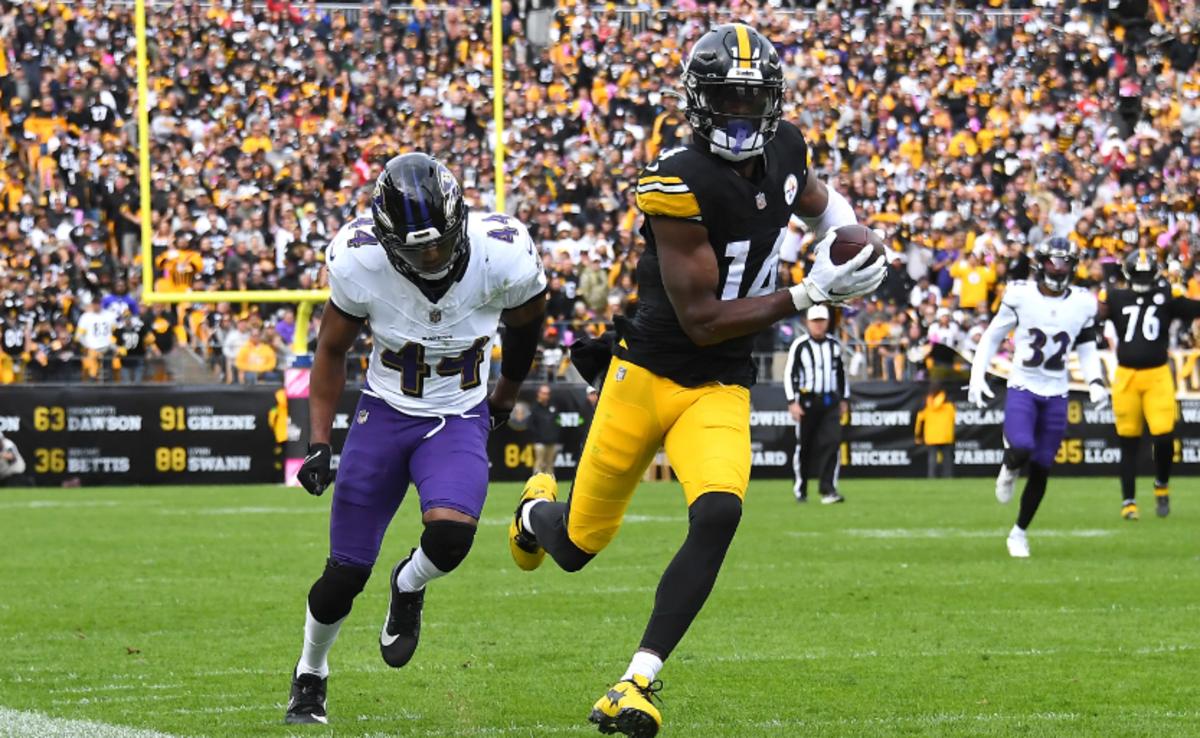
top-left (1003, 387), bottom-right (1068, 469)
top-left (329, 393), bottom-right (490, 568)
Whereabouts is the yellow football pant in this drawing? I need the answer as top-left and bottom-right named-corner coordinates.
top-left (566, 357), bottom-right (751, 555)
top-left (1112, 363), bottom-right (1177, 437)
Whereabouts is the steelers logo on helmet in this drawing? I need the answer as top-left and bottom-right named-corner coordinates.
top-left (1123, 247), bottom-right (1160, 293)
top-left (371, 153), bottom-right (469, 283)
top-left (1033, 237), bottom-right (1079, 295)
top-left (682, 23), bottom-right (783, 162)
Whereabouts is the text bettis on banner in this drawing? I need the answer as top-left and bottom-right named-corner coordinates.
top-left (0, 385), bottom-right (285, 485)
top-left (286, 380), bottom-right (1200, 484)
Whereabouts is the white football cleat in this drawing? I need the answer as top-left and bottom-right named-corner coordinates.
top-left (995, 465), bottom-right (1018, 504)
top-left (1006, 528), bottom-right (1030, 558)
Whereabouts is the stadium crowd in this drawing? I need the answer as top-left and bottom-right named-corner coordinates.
top-left (0, 0), bottom-right (1198, 384)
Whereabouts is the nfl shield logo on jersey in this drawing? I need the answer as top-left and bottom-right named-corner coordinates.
top-left (429, 309), bottom-right (442, 324)
top-left (357, 410), bottom-right (369, 425)
top-left (755, 192), bottom-right (767, 210)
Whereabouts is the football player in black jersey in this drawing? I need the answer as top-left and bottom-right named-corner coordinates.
top-left (1102, 248), bottom-right (1200, 519)
top-left (506, 24), bottom-right (885, 738)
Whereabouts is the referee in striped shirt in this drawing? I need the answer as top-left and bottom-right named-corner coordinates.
top-left (784, 305), bottom-right (849, 504)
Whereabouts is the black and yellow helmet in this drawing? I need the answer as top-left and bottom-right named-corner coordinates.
top-left (682, 24), bottom-right (783, 162)
top-left (1123, 248), bottom-right (1160, 293)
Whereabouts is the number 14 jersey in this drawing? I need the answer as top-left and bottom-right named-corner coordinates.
top-left (994, 280), bottom-right (1097, 397)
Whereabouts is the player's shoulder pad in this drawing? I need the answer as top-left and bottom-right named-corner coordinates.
top-left (328, 217), bottom-right (387, 274)
top-left (772, 120), bottom-right (810, 161)
top-left (468, 211), bottom-right (542, 278)
top-left (636, 146), bottom-right (704, 221)
top-left (1001, 279), bottom-right (1032, 303)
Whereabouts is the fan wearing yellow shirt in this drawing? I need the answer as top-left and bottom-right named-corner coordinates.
top-left (950, 250), bottom-right (996, 311)
top-left (234, 329), bottom-right (277, 384)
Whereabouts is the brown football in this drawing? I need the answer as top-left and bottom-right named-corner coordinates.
top-left (829, 224), bottom-right (886, 265)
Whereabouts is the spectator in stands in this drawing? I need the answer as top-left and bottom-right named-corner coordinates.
top-left (222, 318), bottom-right (250, 385)
top-left (235, 328), bottom-right (277, 386)
top-left (1, 1), bottom-right (1199, 386)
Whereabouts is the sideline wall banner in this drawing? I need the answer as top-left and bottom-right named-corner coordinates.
top-left (0, 386), bottom-right (282, 485)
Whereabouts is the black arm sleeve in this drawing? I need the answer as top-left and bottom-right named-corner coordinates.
top-left (1171, 296), bottom-right (1200, 322)
top-left (500, 318), bottom-right (541, 383)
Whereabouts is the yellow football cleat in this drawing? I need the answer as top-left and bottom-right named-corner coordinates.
top-left (509, 473), bottom-right (557, 571)
top-left (588, 675), bottom-right (662, 738)
top-left (1121, 501), bottom-right (1139, 521)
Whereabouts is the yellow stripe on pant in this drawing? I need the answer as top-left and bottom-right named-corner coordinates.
top-left (566, 357), bottom-right (751, 555)
top-left (1112, 363), bottom-right (1178, 437)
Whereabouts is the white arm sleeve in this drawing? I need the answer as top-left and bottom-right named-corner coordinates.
top-left (970, 303), bottom-right (1018, 387)
top-left (798, 184), bottom-right (857, 239)
top-left (1075, 336), bottom-right (1104, 385)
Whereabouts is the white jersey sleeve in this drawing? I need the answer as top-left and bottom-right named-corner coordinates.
top-left (326, 217), bottom-right (375, 320)
top-left (1005, 282), bottom-right (1098, 397)
top-left (468, 213), bottom-right (548, 309)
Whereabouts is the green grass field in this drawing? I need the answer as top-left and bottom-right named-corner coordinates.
top-left (1, 477), bottom-right (1197, 738)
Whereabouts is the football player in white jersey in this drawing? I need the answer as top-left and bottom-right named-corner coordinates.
top-left (284, 153), bottom-right (547, 724)
top-left (968, 238), bottom-right (1107, 558)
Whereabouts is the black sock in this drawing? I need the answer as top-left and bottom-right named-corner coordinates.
top-left (1016, 464), bottom-right (1050, 530)
top-left (639, 493), bottom-right (741, 659)
top-left (1118, 436), bottom-right (1140, 501)
top-left (528, 499), bottom-right (595, 573)
top-left (1152, 434), bottom-right (1173, 489)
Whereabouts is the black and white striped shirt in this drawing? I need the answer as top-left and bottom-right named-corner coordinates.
top-left (784, 334), bottom-right (848, 402)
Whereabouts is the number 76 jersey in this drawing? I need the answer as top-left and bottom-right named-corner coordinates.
top-left (994, 280), bottom-right (1098, 397)
top-left (327, 211), bottom-right (547, 417)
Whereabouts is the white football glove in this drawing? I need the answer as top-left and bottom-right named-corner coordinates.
top-left (1088, 380), bottom-right (1108, 408)
top-left (967, 376), bottom-right (994, 409)
top-left (789, 230), bottom-right (887, 310)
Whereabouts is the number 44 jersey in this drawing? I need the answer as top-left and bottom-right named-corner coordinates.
top-left (994, 280), bottom-right (1098, 397)
top-left (327, 212), bottom-right (547, 417)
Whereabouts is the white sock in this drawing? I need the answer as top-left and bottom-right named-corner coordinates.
top-left (520, 498), bottom-right (549, 534)
top-left (620, 650), bottom-right (664, 683)
top-left (297, 605), bottom-right (344, 678)
top-left (394, 546), bottom-right (447, 593)
top-left (1010, 524), bottom-right (1026, 537)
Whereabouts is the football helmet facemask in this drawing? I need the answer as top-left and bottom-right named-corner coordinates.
top-left (372, 153), bottom-right (468, 281)
top-left (682, 24), bottom-right (783, 162)
top-left (1033, 237), bottom-right (1079, 295)
top-left (1123, 248), bottom-right (1160, 293)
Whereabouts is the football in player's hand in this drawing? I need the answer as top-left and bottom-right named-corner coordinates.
top-left (829, 224), bottom-right (886, 266)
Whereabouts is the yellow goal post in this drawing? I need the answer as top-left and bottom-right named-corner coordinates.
top-left (134, 0), bottom-right (508, 354)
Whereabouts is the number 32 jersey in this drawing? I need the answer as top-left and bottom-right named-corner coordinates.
top-left (327, 212), bottom-right (547, 417)
top-left (993, 280), bottom-right (1097, 397)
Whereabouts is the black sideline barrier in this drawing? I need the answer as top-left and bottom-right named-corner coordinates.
top-left (0, 386), bottom-right (285, 485)
top-left (4, 382), bottom-right (1197, 486)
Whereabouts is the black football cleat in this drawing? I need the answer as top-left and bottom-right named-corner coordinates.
top-left (284, 666), bottom-right (328, 724)
top-left (380, 551), bottom-right (424, 668)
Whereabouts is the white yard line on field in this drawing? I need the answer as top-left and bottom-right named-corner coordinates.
top-left (786, 527), bottom-right (1115, 539)
top-left (0, 500), bottom-right (124, 510)
top-left (0, 707), bottom-right (182, 738)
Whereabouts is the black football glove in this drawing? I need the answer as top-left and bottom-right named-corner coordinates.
top-left (298, 443), bottom-right (333, 496)
top-left (487, 396), bottom-right (512, 431)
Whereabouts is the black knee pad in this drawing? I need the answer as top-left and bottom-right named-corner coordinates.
top-left (1003, 447), bottom-right (1032, 470)
top-left (420, 520), bottom-right (477, 573)
top-left (308, 557), bottom-right (371, 625)
top-left (687, 492), bottom-right (743, 542)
